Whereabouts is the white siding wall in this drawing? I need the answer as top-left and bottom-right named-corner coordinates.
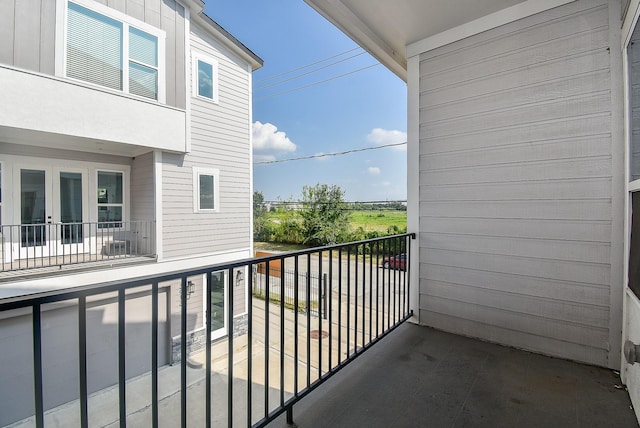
top-left (161, 22), bottom-right (251, 259)
top-left (417, 0), bottom-right (621, 367)
top-left (130, 151), bottom-right (155, 221)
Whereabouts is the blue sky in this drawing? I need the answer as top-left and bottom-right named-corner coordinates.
top-left (206, 1), bottom-right (407, 202)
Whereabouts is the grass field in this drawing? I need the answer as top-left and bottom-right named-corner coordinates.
top-left (255, 209), bottom-right (407, 251)
top-left (349, 210), bottom-right (407, 232)
top-left (263, 209), bottom-right (407, 232)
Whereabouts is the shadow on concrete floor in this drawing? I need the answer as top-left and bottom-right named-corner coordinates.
top-left (270, 323), bottom-right (638, 428)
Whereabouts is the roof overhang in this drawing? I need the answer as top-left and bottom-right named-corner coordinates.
top-left (304, 0), bottom-right (576, 82)
top-left (183, 0), bottom-right (264, 71)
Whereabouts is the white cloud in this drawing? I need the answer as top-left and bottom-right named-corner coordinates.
top-left (367, 166), bottom-right (381, 175)
top-left (253, 121), bottom-right (296, 153)
top-left (366, 128), bottom-right (407, 150)
top-left (253, 153), bottom-right (276, 163)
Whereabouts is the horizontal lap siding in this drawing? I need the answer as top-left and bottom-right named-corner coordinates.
top-left (161, 23), bottom-right (251, 259)
top-left (130, 151), bottom-right (154, 222)
top-left (418, 0), bottom-right (614, 366)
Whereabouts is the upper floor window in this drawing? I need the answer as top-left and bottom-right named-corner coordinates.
top-left (64, 0), bottom-right (165, 101)
top-left (192, 54), bottom-right (219, 103)
top-left (193, 167), bottom-right (220, 212)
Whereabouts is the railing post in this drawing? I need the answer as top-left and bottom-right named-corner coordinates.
top-left (286, 405), bottom-right (294, 425)
top-left (322, 273), bottom-right (328, 320)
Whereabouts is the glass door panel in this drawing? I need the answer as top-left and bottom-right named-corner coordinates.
top-left (20, 169), bottom-right (47, 248)
top-left (59, 172), bottom-right (83, 244)
top-left (210, 272), bottom-right (227, 339)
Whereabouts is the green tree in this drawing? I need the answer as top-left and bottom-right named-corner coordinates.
top-left (253, 191), bottom-right (270, 241)
top-left (300, 184), bottom-right (351, 246)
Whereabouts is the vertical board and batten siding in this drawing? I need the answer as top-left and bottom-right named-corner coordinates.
top-left (161, 22), bottom-right (251, 260)
top-left (0, 0), bottom-right (55, 74)
top-left (417, 0), bottom-right (617, 367)
top-left (0, 0), bottom-right (186, 109)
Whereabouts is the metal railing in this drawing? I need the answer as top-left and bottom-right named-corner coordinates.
top-left (0, 220), bottom-right (156, 272)
top-left (253, 268), bottom-right (327, 317)
top-left (0, 233), bottom-right (414, 427)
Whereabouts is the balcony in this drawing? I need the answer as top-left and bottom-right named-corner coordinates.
top-left (0, 66), bottom-right (186, 157)
top-left (0, 234), bottom-right (636, 427)
top-left (0, 221), bottom-right (156, 278)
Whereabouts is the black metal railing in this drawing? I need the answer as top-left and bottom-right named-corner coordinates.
top-left (0, 233), bottom-right (415, 427)
top-left (253, 267), bottom-right (327, 317)
top-left (0, 220), bottom-right (156, 272)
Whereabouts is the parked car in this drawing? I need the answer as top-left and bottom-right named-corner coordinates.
top-left (381, 254), bottom-right (406, 270)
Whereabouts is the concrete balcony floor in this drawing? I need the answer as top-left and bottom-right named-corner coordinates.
top-left (273, 323), bottom-right (638, 428)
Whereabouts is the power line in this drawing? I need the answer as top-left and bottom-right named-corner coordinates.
top-left (254, 141), bottom-right (407, 165)
top-left (254, 63), bottom-right (381, 102)
top-left (254, 51), bottom-right (367, 92)
top-left (254, 47), bottom-right (363, 84)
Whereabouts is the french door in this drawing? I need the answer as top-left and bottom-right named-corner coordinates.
top-left (209, 271), bottom-right (228, 340)
top-left (15, 166), bottom-right (88, 260)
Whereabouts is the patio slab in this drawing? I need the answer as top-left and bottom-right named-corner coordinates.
top-left (271, 322), bottom-right (638, 428)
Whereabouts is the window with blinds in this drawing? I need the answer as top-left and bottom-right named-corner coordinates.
top-left (66, 1), bottom-right (161, 101)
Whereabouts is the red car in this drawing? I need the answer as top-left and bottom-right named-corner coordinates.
top-left (382, 254), bottom-right (406, 271)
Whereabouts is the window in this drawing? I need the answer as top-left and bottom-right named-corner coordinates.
top-left (65, 0), bottom-right (164, 101)
top-left (193, 167), bottom-right (219, 212)
top-left (192, 54), bottom-right (219, 103)
top-left (97, 171), bottom-right (123, 227)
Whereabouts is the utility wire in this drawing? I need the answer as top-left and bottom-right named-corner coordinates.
top-left (255, 141), bottom-right (407, 165)
top-left (254, 47), bottom-right (363, 84)
top-left (254, 51), bottom-right (367, 91)
top-left (254, 63), bottom-right (381, 102)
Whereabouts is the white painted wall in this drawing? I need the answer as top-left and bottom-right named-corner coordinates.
top-left (0, 66), bottom-right (186, 155)
top-left (413, 0), bottom-right (623, 368)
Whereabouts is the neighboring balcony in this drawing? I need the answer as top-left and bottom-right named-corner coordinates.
top-left (0, 66), bottom-right (186, 157)
top-left (0, 220), bottom-right (156, 276)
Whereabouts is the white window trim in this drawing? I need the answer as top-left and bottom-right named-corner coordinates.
top-left (203, 271), bottom-right (229, 341)
top-left (193, 167), bottom-right (220, 213)
top-left (56, 0), bottom-right (166, 103)
top-left (96, 169), bottom-right (127, 226)
top-left (192, 52), bottom-right (219, 104)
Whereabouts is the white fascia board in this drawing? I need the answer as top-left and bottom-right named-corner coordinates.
top-left (407, 55), bottom-right (420, 323)
top-left (407, 0), bottom-right (577, 57)
top-left (623, 0), bottom-right (640, 48)
top-left (304, 0), bottom-right (407, 81)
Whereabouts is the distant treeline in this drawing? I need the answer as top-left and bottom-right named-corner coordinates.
top-left (254, 186), bottom-right (406, 246)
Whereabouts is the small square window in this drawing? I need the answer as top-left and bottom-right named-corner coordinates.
top-left (193, 167), bottom-right (219, 212)
top-left (193, 54), bottom-right (218, 102)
